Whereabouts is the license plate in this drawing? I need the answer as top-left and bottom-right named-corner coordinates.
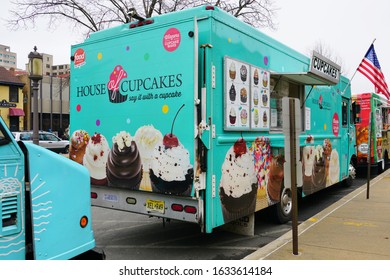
top-left (146, 199), bottom-right (165, 214)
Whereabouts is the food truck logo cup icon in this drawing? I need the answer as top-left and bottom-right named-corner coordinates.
top-left (74, 48), bottom-right (86, 68)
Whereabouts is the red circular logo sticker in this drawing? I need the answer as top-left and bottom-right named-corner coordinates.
top-left (332, 113), bottom-right (339, 136)
top-left (74, 48), bottom-right (86, 68)
top-left (163, 28), bottom-right (181, 52)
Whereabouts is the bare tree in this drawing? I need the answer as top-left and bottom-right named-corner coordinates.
top-left (311, 40), bottom-right (346, 75)
top-left (7, 0), bottom-right (278, 37)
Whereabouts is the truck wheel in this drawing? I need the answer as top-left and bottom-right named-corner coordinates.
top-left (276, 185), bottom-right (292, 223)
top-left (342, 161), bottom-right (356, 188)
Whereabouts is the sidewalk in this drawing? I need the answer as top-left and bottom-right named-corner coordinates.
top-left (244, 168), bottom-right (390, 260)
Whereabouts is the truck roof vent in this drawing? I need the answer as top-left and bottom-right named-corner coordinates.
top-left (205, 6), bottom-right (215, 10)
top-left (129, 19), bottom-right (154, 29)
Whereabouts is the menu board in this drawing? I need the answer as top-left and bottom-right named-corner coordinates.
top-left (224, 57), bottom-right (270, 131)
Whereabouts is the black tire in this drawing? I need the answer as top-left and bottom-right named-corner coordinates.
top-left (275, 185), bottom-right (292, 224)
top-left (63, 145), bottom-right (69, 154)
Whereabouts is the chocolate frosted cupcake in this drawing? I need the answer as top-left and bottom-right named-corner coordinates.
top-left (229, 84), bottom-right (236, 101)
top-left (106, 131), bottom-right (142, 189)
top-left (240, 65), bottom-right (247, 82)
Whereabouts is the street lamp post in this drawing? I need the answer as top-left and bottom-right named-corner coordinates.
top-left (28, 46), bottom-right (43, 145)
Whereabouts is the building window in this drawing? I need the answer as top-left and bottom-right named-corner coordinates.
top-left (9, 86), bottom-right (19, 103)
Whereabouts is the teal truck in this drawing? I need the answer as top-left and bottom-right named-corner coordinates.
top-left (0, 117), bottom-right (100, 259)
top-left (69, 5), bottom-right (356, 234)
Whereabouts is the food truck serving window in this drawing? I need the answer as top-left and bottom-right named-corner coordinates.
top-left (270, 77), bottom-right (304, 131)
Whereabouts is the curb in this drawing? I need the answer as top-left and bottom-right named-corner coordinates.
top-left (243, 168), bottom-right (390, 260)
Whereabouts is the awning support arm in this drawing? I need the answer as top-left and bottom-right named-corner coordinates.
top-left (301, 86), bottom-right (314, 109)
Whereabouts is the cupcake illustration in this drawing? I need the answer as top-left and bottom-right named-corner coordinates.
top-left (229, 107), bottom-right (237, 124)
top-left (134, 125), bottom-right (163, 191)
top-left (240, 65), bottom-right (247, 82)
top-left (312, 144), bottom-right (326, 190)
top-left (254, 109), bottom-right (259, 125)
top-left (253, 90), bottom-right (259, 105)
top-left (107, 65), bottom-right (128, 103)
top-left (69, 129), bottom-right (90, 164)
top-left (328, 149), bottom-right (340, 186)
top-left (262, 92), bottom-right (268, 106)
top-left (267, 154), bottom-right (285, 202)
top-left (149, 105), bottom-right (194, 196)
top-left (240, 108), bottom-right (248, 125)
top-left (253, 69), bottom-right (259, 85)
top-left (83, 133), bottom-right (110, 185)
top-left (219, 138), bottom-right (257, 222)
top-left (240, 87), bottom-right (247, 103)
top-left (262, 71), bottom-right (268, 87)
top-left (302, 145), bottom-right (317, 195)
top-left (106, 131), bottom-right (143, 189)
top-left (229, 61), bottom-right (236, 80)
top-left (229, 84), bottom-right (236, 101)
top-left (263, 111), bottom-right (268, 127)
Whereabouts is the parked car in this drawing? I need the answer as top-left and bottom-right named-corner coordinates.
top-left (12, 131), bottom-right (70, 154)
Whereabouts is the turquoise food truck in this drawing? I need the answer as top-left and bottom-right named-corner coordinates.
top-left (0, 117), bottom-right (99, 259)
top-left (69, 5), bottom-right (356, 234)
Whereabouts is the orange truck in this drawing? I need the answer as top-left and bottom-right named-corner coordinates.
top-left (353, 92), bottom-right (390, 173)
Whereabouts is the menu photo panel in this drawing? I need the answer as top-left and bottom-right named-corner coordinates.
top-left (224, 57), bottom-right (251, 131)
top-left (251, 66), bottom-right (270, 130)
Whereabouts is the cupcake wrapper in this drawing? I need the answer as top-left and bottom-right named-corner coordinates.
top-left (149, 169), bottom-right (193, 196)
top-left (108, 90), bottom-right (128, 103)
top-left (107, 169), bottom-right (143, 190)
top-left (220, 184), bottom-right (257, 223)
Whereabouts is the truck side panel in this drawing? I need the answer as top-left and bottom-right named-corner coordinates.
top-left (197, 11), bottom-right (354, 231)
top-left (25, 143), bottom-right (95, 260)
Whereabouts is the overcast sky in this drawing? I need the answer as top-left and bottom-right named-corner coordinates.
top-left (2, 0), bottom-right (389, 94)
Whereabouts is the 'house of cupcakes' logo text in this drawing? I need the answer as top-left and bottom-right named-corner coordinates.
top-left (75, 65), bottom-right (184, 104)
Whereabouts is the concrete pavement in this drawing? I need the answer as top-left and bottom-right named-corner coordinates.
top-left (244, 168), bottom-right (390, 260)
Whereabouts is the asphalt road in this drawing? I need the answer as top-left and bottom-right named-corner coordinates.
top-left (91, 176), bottom-right (369, 260)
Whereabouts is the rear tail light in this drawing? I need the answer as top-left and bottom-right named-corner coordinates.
top-left (91, 192), bottom-right (98, 199)
top-left (184, 206), bottom-right (197, 214)
top-left (171, 204), bottom-right (184, 212)
top-left (171, 204), bottom-right (197, 214)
